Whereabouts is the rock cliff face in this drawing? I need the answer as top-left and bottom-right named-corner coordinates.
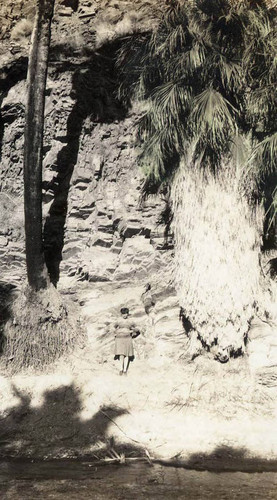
top-left (0, 0), bottom-right (183, 361)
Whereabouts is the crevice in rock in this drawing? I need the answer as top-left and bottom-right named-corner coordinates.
top-left (0, 281), bottom-right (17, 353)
top-left (0, 57), bottom-right (28, 163)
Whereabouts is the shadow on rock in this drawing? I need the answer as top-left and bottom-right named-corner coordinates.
top-left (0, 383), bottom-right (141, 459)
top-left (0, 56), bottom-right (28, 164)
top-left (43, 39), bottom-right (130, 286)
top-left (0, 282), bottom-right (17, 353)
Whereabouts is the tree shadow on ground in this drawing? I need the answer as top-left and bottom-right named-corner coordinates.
top-left (1, 383), bottom-right (277, 473)
top-left (0, 383), bottom-right (142, 459)
top-left (158, 445), bottom-right (277, 473)
top-left (43, 40), bottom-right (130, 286)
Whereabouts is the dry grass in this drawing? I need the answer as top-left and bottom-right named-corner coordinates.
top-left (165, 358), bottom-right (276, 419)
top-left (94, 15), bottom-right (139, 48)
top-left (171, 155), bottom-right (265, 354)
top-left (94, 9), bottom-right (157, 48)
top-left (2, 284), bottom-right (86, 373)
top-left (10, 18), bottom-right (33, 41)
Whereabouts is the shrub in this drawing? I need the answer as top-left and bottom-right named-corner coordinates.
top-left (11, 18), bottom-right (33, 40)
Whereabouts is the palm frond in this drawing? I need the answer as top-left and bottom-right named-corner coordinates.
top-left (217, 54), bottom-right (242, 90)
top-left (246, 7), bottom-right (272, 38)
top-left (195, 0), bottom-right (229, 17)
top-left (267, 185), bottom-right (277, 229)
top-left (140, 133), bottom-right (166, 180)
top-left (135, 62), bottom-right (164, 100)
top-left (117, 0), bottom-right (277, 208)
top-left (165, 40), bottom-right (207, 83)
top-left (191, 88), bottom-right (237, 145)
top-left (151, 81), bottom-right (191, 115)
top-left (230, 131), bottom-right (251, 169)
top-left (116, 32), bottom-right (152, 103)
top-left (246, 84), bottom-right (277, 134)
top-left (137, 82), bottom-right (191, 155)
top-left (140, 123), bottom-right (181, 165)
top-left (185, 41), bottom-right (207, 72)
top-left (154, 23), bottom-right (187, 58)
top-left (243, 6), bottom-right (276, 78)
top-left (250, 132), bottom-right (277, 176)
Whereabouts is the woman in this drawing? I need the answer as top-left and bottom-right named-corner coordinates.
top-left (113, 307), bottom-right (140, 375)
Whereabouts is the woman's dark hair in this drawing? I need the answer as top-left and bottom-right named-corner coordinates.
top-left (120, 307), bottom-right (129, 315)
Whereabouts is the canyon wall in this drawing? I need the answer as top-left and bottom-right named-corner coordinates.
top-left (0, 0), bottom-right (184, 361)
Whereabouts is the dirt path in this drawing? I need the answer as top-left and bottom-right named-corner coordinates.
top-left (1, 461), bottom-right (277, 499)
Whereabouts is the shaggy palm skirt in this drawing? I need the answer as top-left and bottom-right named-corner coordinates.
top-left (114, 335), bottom-right (134, 360)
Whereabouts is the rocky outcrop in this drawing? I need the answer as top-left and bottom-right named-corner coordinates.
top-left (0, 0), bottom-right (171, 280)
top-left (60, 112), bottom-right (171, 283)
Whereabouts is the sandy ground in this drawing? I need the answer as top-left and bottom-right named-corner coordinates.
top-left (0, 348), bottom-right (277, 464)
top-left (0, 278), bottom-right (277, 465)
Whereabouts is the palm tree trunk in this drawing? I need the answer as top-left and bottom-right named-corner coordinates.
top-left (171, 156), bottom-right (264, 358)
top-left (24, 0), bottom-right (55, 291)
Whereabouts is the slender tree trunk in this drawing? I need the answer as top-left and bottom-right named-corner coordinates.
top-left (24, 0), bottom-right (55, 291)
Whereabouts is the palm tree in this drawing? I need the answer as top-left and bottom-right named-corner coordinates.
top-left (3, 0), bottom-right (85, 371)
top-left (119, 0), bottom-right (277, 357)
top-left (24, 0), bottom-right (55, 291)
top-left (243, 2), bottom-right (277, 246)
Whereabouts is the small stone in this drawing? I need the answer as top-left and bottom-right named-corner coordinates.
top-left (0, 236), bottom-right (8, 246)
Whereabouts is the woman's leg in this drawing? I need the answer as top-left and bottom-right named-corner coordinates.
top-left (119, 355), bottom-right (124, 374)
top-left (123, 356), bottom-right (129, 373)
